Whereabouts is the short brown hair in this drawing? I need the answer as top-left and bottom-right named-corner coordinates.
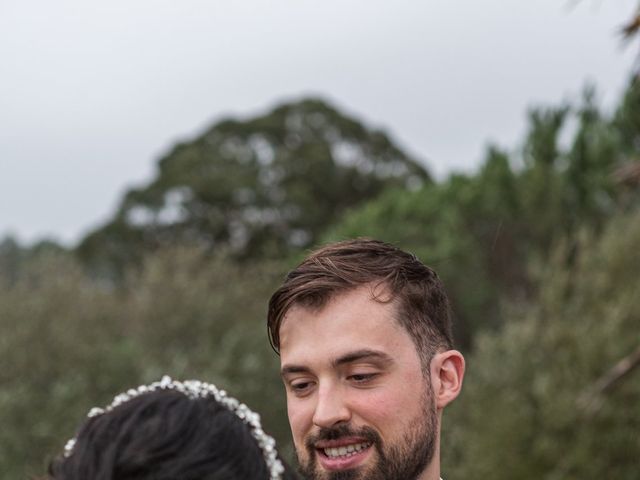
top-left (267, 238), bottom-right (454, 367)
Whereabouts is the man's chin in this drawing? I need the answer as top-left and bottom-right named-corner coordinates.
top-left (306, 464), bottom-right (370, 480)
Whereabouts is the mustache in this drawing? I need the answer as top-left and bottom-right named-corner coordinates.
top-left (305, 424), bottom-right (381, 449)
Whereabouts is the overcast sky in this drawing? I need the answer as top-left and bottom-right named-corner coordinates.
top-left (1, 0), bottom-right (637, 246)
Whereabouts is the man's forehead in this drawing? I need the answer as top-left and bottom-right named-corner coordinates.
top-left (279, 287), bottom-right (417, 365)
top-left (280, 287), bottom-right (403, 334)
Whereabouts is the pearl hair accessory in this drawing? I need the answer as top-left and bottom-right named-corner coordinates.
top-left (63, 376), bottom-right (285, 480)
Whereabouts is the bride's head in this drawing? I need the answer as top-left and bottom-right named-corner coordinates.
top-left (49, 378), bottom-right (295, 480)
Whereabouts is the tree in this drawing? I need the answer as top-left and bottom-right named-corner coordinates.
top-left (77, 98), bottom-right (430, 278)
top-left (0, 235), bottom-right (67, 288)
top-left (443, 211), bottom-right (640, 479)
top-left (612, 77), bottom-right (640, 208)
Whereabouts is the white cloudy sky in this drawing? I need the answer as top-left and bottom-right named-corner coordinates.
top-left (1, 0), bottom-right (637, 245)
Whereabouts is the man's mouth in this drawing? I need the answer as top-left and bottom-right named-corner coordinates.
top-left (312, 438), bottom-right (374, 471)
top-left (321, 441), bottom-right (371, 459)
top-left (304, 426), bottom-right (380, 472)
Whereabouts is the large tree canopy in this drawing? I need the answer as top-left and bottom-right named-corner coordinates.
top-left (77, 98), bottom-right (429, 276)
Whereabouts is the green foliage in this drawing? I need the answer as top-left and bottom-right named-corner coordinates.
top-left (614, 78), bottom-right (640, 154)
top-left (443, 211), bottom-right (640, 479)
top-left (0, 236), bottom-right (67, 288)
top-left (0, 249), bottom-right (292, 479)
top-left (77, 98), bottom-right (429, 278)
top-left (612, 78), bottom-right (640, 209)
top-left (0, 236), bottom-right (24, 287)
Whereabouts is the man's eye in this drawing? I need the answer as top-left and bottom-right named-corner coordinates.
top-left (290, 381), bottom-right (313, 393)
top-left (349, 373), bottom-right (378, 383)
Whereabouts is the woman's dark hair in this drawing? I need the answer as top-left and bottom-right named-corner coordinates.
top-left (49, 389), bottom-right (296, 480)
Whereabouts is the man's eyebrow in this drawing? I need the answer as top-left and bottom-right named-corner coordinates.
top-left (280, 365), bottom-right (311, 377)
top-left (280, 349), bottom-right (393, 377)
top-left (332, 349), bottom-right (394, 368)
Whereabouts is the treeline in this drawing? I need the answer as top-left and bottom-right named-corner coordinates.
top-left (1, 80), bottom-right (639, 479)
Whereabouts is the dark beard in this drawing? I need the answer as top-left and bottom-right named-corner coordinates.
top-left (296, 396), bottom-right (437, 480)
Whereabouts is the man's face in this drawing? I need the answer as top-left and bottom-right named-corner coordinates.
top-left (279, 286), bottom-right (439, 480)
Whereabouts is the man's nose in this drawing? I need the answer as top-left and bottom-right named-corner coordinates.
top-left (312, 384), bottom-right (351, 429)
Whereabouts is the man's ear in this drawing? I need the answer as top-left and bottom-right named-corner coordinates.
top-left (430, 350), bottom-right (465, 410)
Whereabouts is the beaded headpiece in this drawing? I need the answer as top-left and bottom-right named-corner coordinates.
top-left (63, 376), bottom-right (285, 480)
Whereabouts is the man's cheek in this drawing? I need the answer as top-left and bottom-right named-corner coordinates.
top-left (287, 403), bottom-right (311, 439)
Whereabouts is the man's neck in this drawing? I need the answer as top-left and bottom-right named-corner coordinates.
top-left (417, 449), bottom-right (441, 480)
top-left (416, 463), bottom-right (441, 480)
